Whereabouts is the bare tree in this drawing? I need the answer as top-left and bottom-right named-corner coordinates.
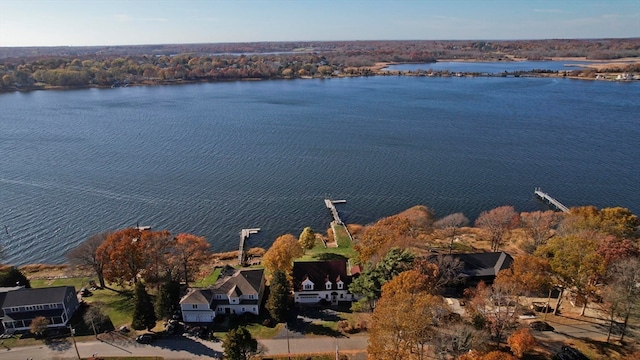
top-left (603, 257), bottom-right (640, 342)
top-left (475, 206), bottom-right (519, 252)
top-left (66, 232), bottom-right (110, 288)
top-left (520, 210), bottom-right (561, 251)
top-left (434, 213), bottom-right (469, 254)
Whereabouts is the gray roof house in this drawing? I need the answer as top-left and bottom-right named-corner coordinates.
top-left (0, 286), bottom-right (79, 334)
top-left (180, 268), bottom-right (265, 323)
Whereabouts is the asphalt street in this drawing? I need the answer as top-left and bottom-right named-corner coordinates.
top-left (1, 334), bottom-right (369, 359)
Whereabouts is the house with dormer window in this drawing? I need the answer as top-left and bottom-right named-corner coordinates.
top-left (180, 268), bottom-right (265, 323)
top-left (292, 260), bottom-right (355, 305)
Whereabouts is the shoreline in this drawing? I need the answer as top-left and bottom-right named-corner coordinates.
top-left (2, 57), bottom-right (638, 94)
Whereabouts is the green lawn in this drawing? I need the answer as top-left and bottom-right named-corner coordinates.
top-left (191, 267), bottom-right (222, 287)
top-left (31, 277), bottom-right (134, 329)
top-left (332, 223), bottom-right (352, 248)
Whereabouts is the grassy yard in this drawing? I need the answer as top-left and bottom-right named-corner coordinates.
top-left (191, 267), bottom-right (222, 287)
top-left (31, 277), bottom-right (134, 329)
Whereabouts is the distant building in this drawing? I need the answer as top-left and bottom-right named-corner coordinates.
top-left (0, 286), bottom-right (79, 334)
top-left (180, 268), bottom-right (265, 323)
top-left (292, 260), bottom-right (357, 305)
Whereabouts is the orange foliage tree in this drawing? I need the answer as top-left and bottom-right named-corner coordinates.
top-left (262, 234), bottom-right (303, 274)
top-left (174, 233), bottom-right (210, 286)
top-left (368, 270), bottom-right (446, 360)
top-left (96, 228), bottom-right (150, 286)
top-left (507, 328), bottom-right (536, 358)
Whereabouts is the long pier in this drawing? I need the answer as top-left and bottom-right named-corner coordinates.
top-left (238, 228), bottom-right (260, 265)
top-left (324, 199), bottom-right (346, 225)
top-left (534, 188), bottom-right (570, 213)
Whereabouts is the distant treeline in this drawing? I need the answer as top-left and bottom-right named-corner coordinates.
top-left (1, 38), bottom-right (639, 91)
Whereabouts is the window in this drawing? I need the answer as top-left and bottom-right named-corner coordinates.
top-left (340, 294), bottom-right (343, 299)
top-left (303, 283), bottom-right (313, 290)
top-left (337, 282), bottom-right (344, 289)
top-left (325, 282), bottom-right (331, 290)
top-left (192, 304), bottom-right (198, 309)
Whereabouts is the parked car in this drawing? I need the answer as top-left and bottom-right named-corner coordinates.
top-left (560, 346), bottom-right (589, 360)
top-left (530, 321), bottom-right (554, 331)
top-left (135, 333), bottom-right (157, 344)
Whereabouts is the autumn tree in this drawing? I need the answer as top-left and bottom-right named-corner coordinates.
top-left (597, 235), bottom-right (638, 267)
top-left (173, 233), bottom-right (210, 286)
top-left (30, 316), bottom-right (49, 338)
top-left (298, 227), bottom-right (316, 253)
top-left (131, 281), bottom-right (157, 331)
top-left (96, 228), bottom-right (150, 285)
top-left (222, 326), bottom-right (258, 360)
top-left (138, 229), bottom-right (173, 285)
top-left (561, 206), bottom-right (639, 238)
top-left (415, 254), bottom-right (463, 294)
top-left (67, 231), bottom-right (109, 288)
top-left (535, 233), bottom-right (606, 316)
top-left (368, 270), bottom-right (447, 360)
top-left (434, 213), bottom-right (469, 254)
top-left (494, 255), bottom-right (552, 298)
top-left (507, 328), bottom-right (536, 358)
top-left (519, 210), bottom-right (560, 252)
top-left (465, 280), bottom-right (522, 347)
top-left (475, 206), bottom-right (519, 252)
top-left (262, 234), bottom-right (303, 274)
top-left (265, 270), bottom-right (290, 323)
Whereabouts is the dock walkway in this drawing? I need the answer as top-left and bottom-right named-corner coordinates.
top-left (534, 188), bottom-right (570, 213)
top-left (324, 199), bottom-right (346, 225)
top-left (238, 228), bottom-right (260, 265)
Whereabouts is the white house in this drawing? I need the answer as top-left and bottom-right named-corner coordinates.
top-left (292, 260), bottom-right (356, 305)
top-left (180, 268), bottom-right (265, 323)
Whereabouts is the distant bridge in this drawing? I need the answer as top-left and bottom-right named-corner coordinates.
top-left (534, 188), bottom-right (570, 213)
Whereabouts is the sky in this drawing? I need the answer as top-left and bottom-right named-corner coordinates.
top-left (1, 0), bottom-right (639, 47)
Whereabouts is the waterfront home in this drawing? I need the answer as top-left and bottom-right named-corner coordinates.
top-left (292, 260), bottom-right (356, 305)
top-left (0, 286), bottom-right (79, 334)
top-left (180, 268), bottom-right (265, 323)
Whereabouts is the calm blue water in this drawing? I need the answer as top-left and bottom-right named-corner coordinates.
top-left (1, 76), bottom-right (639, 265)
top-left (385, 60), bottom-right (595, 73)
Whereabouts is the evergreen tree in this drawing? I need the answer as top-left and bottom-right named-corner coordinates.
top-left (222, 326), bottom-right (258, 360)
top-left (155, 279), bottom-right (181, 320)
top-left (265, 270), bottom-right (290, 323)
top-left (131, 282), bottom-right (157, 330)
top-left (0, 267), bottom-right (30, 288)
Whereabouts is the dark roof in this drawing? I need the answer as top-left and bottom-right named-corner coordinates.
top-left (449, 252), bottom-right (513, 278)
top-left (292, 260), bottom-right (351, 290)
top-left (1, 286), bottom-right (75, 308)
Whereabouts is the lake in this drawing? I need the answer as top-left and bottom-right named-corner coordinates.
top-left (1, 76), bottom-right (639, 265)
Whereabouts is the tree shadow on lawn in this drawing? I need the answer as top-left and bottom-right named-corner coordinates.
top-left (288, 317), bottom-right (345, 338)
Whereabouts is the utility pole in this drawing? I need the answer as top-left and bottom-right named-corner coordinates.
top-left (286, 323), bottom-right (291, 360)
top-left (69, 325), bottom-right (81, 360)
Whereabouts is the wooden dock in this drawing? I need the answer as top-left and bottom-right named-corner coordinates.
top-left (534, 188), bottom-right (570, 213)
top-left (324, 199), bottom-right (346, 225)
top-left (238, 228), bottom-right (260, 265)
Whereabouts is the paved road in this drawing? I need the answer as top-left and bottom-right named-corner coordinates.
top-left (1, 334), bottom-right (369, 359)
